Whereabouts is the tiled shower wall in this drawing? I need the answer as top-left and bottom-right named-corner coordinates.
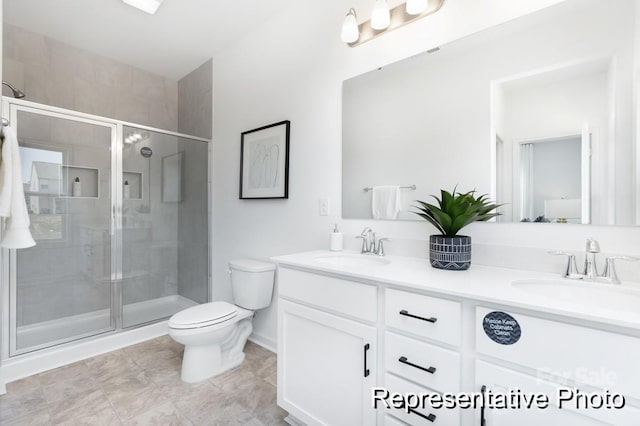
top-left (176, 59), bottom-right (213, 304)
top-left (2, 23), bottom-right (178, 131)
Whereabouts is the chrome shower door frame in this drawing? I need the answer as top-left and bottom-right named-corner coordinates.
top-left (1, 100), bottom-right (120, 357)
top-left (0, 97), bottom-right (212, 359)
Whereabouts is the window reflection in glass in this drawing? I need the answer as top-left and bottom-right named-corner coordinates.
top-left (20, 146), bottom-right (64, 240)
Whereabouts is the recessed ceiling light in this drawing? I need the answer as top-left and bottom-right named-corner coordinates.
top-left (122, 0), bottom-right (165, 15)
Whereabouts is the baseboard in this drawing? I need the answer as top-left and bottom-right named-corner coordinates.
top-left (1, 321), bottom-right (168, 384)
top-left (248, 331), bottom-right (276, 354)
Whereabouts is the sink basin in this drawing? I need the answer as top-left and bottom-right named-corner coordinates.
top-left (311, 253), bottom-right (390, 267)
top-left (512, 279), bottom-right (640, 313)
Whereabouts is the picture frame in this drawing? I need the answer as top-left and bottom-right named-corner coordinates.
top-left (240, 120), bottom-right (290, 199)
top-left (162, 152), bottom-right (183, 203)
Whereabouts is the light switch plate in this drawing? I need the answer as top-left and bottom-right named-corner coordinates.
top-left (319, 198), bottom-right (330, 216)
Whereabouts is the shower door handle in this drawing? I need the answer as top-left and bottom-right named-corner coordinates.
top-left (110, 204), bottom-right (115, 236)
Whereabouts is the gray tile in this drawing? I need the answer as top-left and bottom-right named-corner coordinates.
top-left (47, 389), bottom-right (112, 424)
top-left (0, 387), bottom-right (48, 423)
top-left (50, 39), bottom-right (95, 82)
top-left (3, 57), bottom-right (26, 92)
top-left (85, 350), bottom-right (140, 384)
top-left (41, 373), bottom-right (101, 404)
top-left (125, 401), bottom-right (191, 426)
top-left (2, 407), bottom-right (51, 426)
top-left (54, 407), bottom-right (121, 426)
top-left (95, 57), bottom-right (133, 89)
top-left (5, 375), bottom-right (42, 396)
top-left (108, 385), bottom-right (169, 421)
top-left (35, 361), bottom-right (91, 387)
top-left (172, 385), bottom-right (258, 426)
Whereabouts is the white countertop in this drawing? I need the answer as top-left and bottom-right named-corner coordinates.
top-left (272, 250), bottom-right (640, 331)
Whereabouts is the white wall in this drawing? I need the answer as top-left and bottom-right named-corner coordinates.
top-left (212, 0), bottom-right (640, 349)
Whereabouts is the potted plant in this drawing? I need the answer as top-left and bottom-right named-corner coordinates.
top-left (414, 188), bottom-right (501, 270)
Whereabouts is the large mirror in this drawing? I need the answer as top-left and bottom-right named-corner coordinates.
top-left (342, 0), bottom-right (639, 226)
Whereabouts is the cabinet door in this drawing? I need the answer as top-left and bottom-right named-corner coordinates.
top-left (477, 361), bottom-right (640, 426)
top-left (278, 299), bottom-right (377, 426)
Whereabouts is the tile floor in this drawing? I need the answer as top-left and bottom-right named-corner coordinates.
top-left (0, 336), bottom-right (288, 425)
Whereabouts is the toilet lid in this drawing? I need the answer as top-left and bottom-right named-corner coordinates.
top-left (168, 301), bottom-right (238, 329)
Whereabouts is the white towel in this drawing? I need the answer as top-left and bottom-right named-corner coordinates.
top-left (0, 126), bottom-right (36, 249)
top-left (372, 185), bottom-right (401, 220)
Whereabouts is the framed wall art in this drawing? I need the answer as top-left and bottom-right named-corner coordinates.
top-left (239, 120), bottom-right (290, 199)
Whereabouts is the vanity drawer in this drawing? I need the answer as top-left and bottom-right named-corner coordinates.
top-left (278, 267), bottom-right (377, 322)
top-left (382, 373), bottom-right (460, 426)
top-left (385, 289), bottom-right (461, 346)
top-left (385, 332), bottom-right (460, 393)
top-left (476, 307), bottom-right (640, 400)
top-left (477, 361), bottom-right (640, 426)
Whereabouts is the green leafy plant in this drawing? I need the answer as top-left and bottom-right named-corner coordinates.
top-left (413, 188), bottom-right (501, 237)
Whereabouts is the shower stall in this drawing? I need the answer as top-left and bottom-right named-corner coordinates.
top-left (0, 97), bottom-right (210, 357)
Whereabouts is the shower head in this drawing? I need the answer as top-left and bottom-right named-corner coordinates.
top-left (2, 81), bottom-right (25, 99)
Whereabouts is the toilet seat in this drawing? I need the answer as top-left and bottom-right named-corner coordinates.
top-left (168, 301), bottom-right (238, 330)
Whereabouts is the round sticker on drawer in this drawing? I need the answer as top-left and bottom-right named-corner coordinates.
top-left (483, 311), bottom-right (521, 345)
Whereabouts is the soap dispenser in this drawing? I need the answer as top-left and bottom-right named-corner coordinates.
top-left (330, 224), bottom-right (343, 252)
top-left (72, 177), bottom-right (82, 197)
top-left (124, 180), bottom-right (131, 199)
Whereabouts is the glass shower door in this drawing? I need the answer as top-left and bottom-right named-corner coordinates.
top-left (121, 126), bottom-right (209, 328)
top-left (10, 105), bottom-right (116, 355)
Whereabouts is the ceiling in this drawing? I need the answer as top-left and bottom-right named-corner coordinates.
top-left (3, 0), bottom-right (294, 80)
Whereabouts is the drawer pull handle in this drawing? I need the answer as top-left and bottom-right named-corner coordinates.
top-left (398, 356), bottom-right (436, 374)
top-left (363, 343), bottom-right (370, 378)
top-left (399, 310), bottom-right (437, 323)
top-left (408, 408), bottom-right (436, 422)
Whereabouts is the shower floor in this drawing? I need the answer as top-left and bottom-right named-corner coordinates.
top-left (15, 295), bottom-right (196, 353)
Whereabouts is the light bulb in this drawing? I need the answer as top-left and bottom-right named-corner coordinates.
top-left (371, 0), bottom-right (390, 30)
top-left (341, 9), bottom-right (360, 43)
top-left (406, 0), bottom-right (428, 15)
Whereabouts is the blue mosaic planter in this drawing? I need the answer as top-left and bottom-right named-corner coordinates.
top-left (429, 235), bottom-right (472, 270)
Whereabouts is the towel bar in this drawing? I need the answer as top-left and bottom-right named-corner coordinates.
top-left (363, 185), bottom-right (416, 192)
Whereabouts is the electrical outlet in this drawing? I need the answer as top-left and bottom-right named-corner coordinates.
top-left (319, 198), bottom-right (330, 216)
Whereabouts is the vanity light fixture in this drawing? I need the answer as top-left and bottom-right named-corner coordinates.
top-left (371, 0), bottom-right (391, 30)
top-left (342, 0), bottom-right (445, 47)
top-left (341, 9), bottom-right (360, 43)
top-left (406, 0), bottom-right (429, 15)
top-left (121, 0), bottom-right (165, 15)
top-left (124, 132), bottom-right (149, 144)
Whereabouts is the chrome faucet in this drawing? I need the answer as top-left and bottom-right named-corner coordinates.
top-left (356, 227), bottom-right (391, 256)
top-left (551, 238), bottom-right (638, 284)
top-left (600, 256), bottom-right (639, 284)
top-left (584, 238), bottom-right (600, 279)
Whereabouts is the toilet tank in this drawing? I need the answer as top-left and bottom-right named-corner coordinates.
top-left (229, 259), bottom-right (276, 310)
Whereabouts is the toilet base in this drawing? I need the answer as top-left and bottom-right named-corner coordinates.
top-left (178, 317), bottom-right (253, 383)
top-left (181, 347), bottom-right (245, 383)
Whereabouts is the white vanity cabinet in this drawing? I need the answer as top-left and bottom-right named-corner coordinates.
top-left (277, 268), bottom-right (378, 426)
top-left (274, 253), bottom-right (640, 426)
top-left (277, 267), bottom-right (464, 426)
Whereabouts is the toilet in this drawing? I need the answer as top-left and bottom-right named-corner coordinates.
top-left (168, 259), bottom-right (275, 383)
